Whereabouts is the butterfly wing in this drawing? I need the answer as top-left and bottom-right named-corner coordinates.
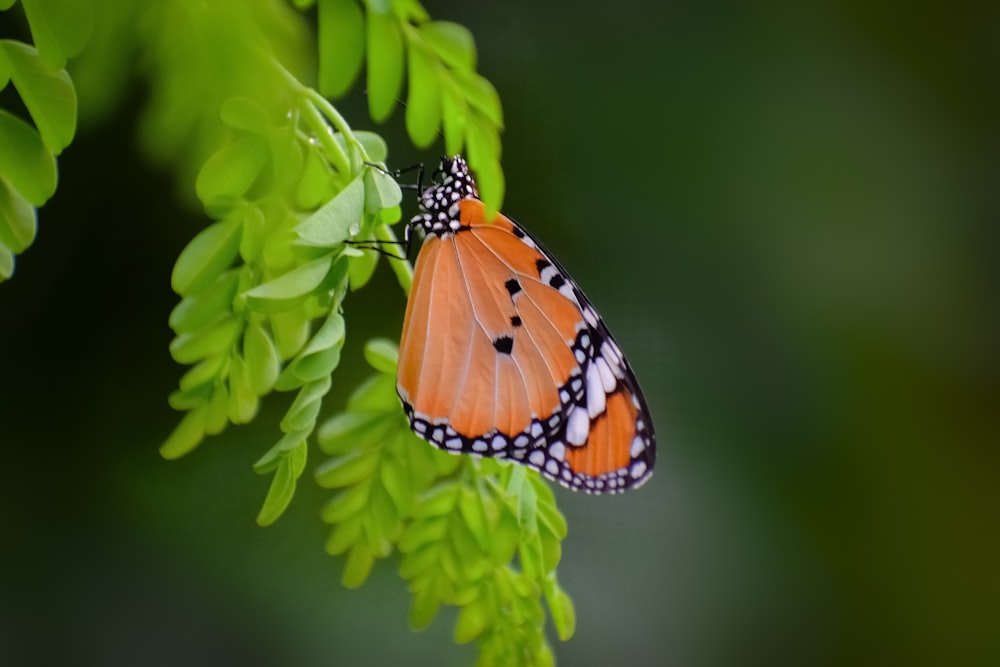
top-left (397, 193), bottom-right (655, 494)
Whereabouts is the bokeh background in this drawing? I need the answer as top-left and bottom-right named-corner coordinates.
top-left (2, 1), bottom-right (998, 665)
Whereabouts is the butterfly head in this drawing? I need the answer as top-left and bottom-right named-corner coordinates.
top-left (410, 155), bottom-right (479, 237)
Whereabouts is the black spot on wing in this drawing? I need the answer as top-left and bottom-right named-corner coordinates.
top-left (493, 335), bottom-right (514, 355)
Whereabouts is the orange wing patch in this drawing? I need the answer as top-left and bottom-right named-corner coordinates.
top-left (396, 156), bottom-right (656, 493)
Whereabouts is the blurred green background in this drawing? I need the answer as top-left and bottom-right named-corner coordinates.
top-left (2, 1), bottom-right (998, 665)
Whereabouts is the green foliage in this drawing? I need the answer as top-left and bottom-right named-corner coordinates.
top-left (349, 0), bottom-right (505, 213)
top-left (318, 342), bottom-right (575, 665)
top-left (5, 0), bottom-right (572, 662)
top-left (0, 0), bottom-right (83, 281)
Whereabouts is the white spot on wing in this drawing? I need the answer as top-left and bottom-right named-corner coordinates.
top-left (548, 442), bottom-right (566, 461)
top-left (566, 407), bottom-right (590, 446)
top-left (586, 364), bottom-right (607, 418)
top-left (630, 435), bottom-right (645, 458)
top-left (529, 450), bottom-right (546, 467)
top-left (596, 357), bottom-right (617, 393)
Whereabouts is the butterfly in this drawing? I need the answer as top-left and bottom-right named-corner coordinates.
top-left (395, 156), bottom-right (655, 493)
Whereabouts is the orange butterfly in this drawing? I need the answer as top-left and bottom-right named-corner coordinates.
top-left (396, 156), bottom-right (655, 493)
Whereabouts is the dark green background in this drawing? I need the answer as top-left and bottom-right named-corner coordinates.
top-left (2, 1), bottom-right (998, 665)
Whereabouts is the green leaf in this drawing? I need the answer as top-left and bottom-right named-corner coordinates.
top-left (168, 270), bottom-right (240, 334)
top-left (544, 578), bottom-right (576, 641)
top-left (363, 337), bottom-right (398, 374)
top-left (267, 130), bottom-right (304, 199)
top-left (294, 174), bottom-right (364, 247)
top-left (315, 448), bottom-right (381, 488)
top-left (291, 311), bottom-right (345, 375)
top-left (160, 404), bottom-right (208, 460)
top-left (440, 80), bottom-right (467, 157)
top-left (0, 177), bottom-right (37, 253)
top-left (220, 96), bottom-right (270, 134)
top-left (465, 113), bottom-right (500, 167)
top-left (342, 542), bottom-right (375, 588)
top-left (419, 21), bottom-right (476, 71)
top-left (167, 384), bottom-right (212, 411)
top-left (252, 430), bottom-right (308, 473)
top-left (537, 497), bottom-right (568, 540)
top-left (0, 40), bottom-right (76, 153)
top-left (256, 444), bottom-right (306, 526)
top-left (352, 131), bottom-right (389, 164)
top-left (409, 585), bottom-right (441, 630)
top-left (468, 153), bottom-right (503, 217)
top-left (399, 516), bottom-right (448, 553)
top-left (280, 375), bottom-right (332, 433)
top-left (196, 134), bottom-right (269, 206)
top-left (453, 70), bottom-right (503, 128)
top-left (227, 354), bottom-right (259, 424)
top-left (517, 477), bottom-right (538, 536)
top-left (170, 217), bottom-right (242, 296)
top-left (379, 453), bottom-right (412, 515)
top-left (321, 481), bottom-right (371, 524)
top-left (270, 309), bottom-right (310, 360)
top-left (325, 515), bottom-right (362, 554)
top-left (317, 410), bottom-right (391, 457)
top-left (488, 507), bottom-right (520, 566)
top-left (458, 488), bottom-right (489, 550)
top-left (454, 596), bottom-right (490, 644)
top-left (399, 542), bottom-right (440, 580)
top-left (0, 242), bottom-right (14, 281)
top-left (243, 323), bottom-right (281, 394)
top-left (347, 246), bottom-right (378, 290)
top-left (448, 518), bottom-right (483, 568)
top-left (0, 108), bottom-right (57, 206)
top-left (405, 39), bottom-right (442, 148)
top-left (20, 0), bottom-right (92, 68)
top-left (364, 166), bottom-right (402, 212)
top-left (414, 483), bottom-right (459, 518)
top-left (237, 204), bottom-right (267, 262)
top-left (366, 10), bottom-right (404, 123)
top-left (169, 316), bottom-right (242, 364)
top-left (295, 145), bottom-right (335, 209)
top-left (391, 0), bottom-right (429, 22)
top-left (243, 254), bottom-right (333, 313)
top-left (318, 0), bottom-right (365, 98)
top-left (518, 539), bottom-right (544, 580)
top-left (539, 529), bottom-right (562, 572)
top-left (345, 372), bottom-right (398, 412)
top-left (369, 481), bottom-right (400, 544)
top-left (178, 354), bottom-right (227, 393)
top-left (205, 383), bottom-right (229, 435)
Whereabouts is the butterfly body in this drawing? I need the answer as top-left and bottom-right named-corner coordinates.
top-left (396, 156), bottom-right (655, 493)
